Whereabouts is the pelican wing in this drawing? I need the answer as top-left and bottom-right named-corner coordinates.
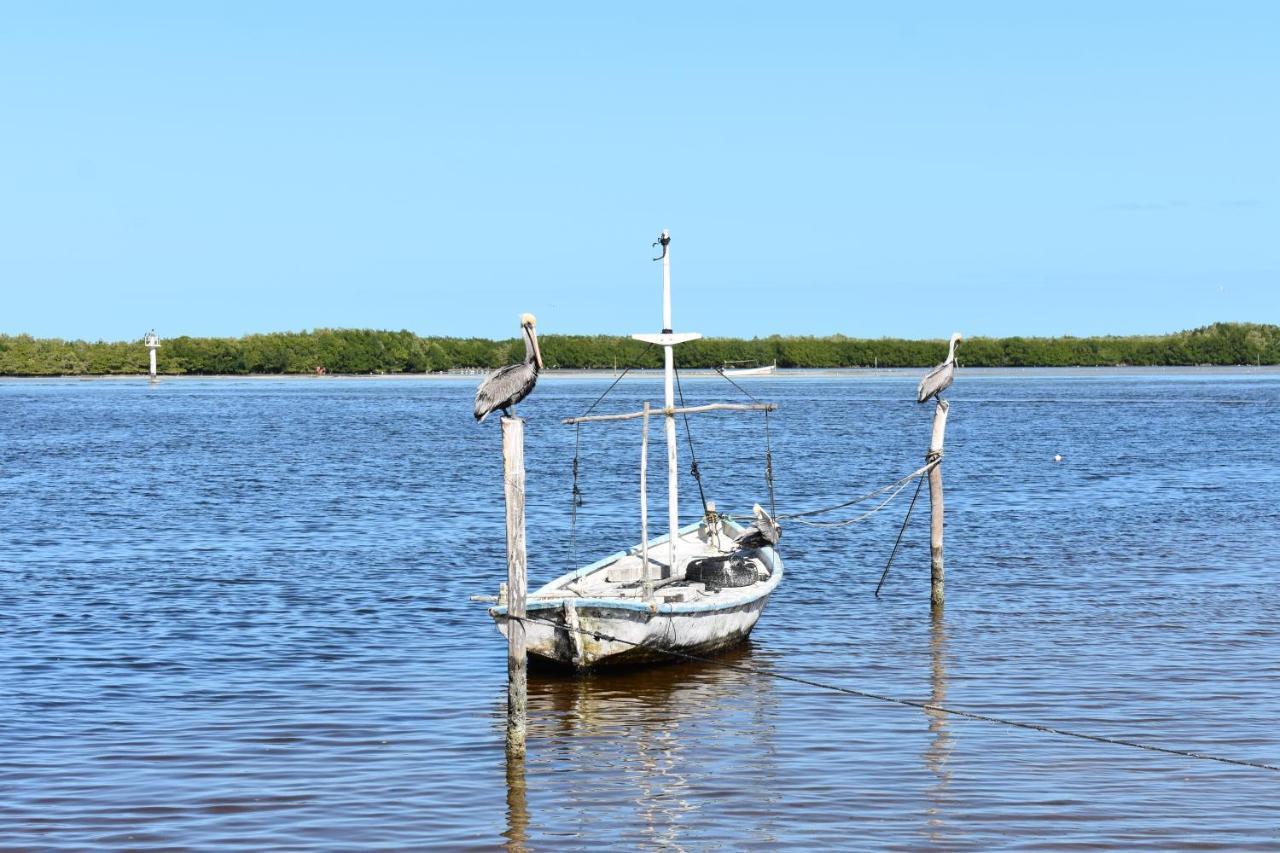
top-left (916, 361), bottom-right (954, 403)
top-left (474, 362), bottom-right (538, 422)
top-left (734, 505), bottom-right (781, 548)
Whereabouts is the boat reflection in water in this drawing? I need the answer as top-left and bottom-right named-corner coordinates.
top-left (501, 643), bottom-right (779, 850)
top-left (922, 608), bottom-right (954, 845)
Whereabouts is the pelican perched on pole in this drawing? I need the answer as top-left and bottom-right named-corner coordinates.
top-left (474, 313), bottom-right (543, 422)
top-left (917, 332), bottom-right (962, 403)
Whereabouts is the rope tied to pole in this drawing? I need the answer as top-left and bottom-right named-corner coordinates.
top-left (786, 472), bottom-right (920, 529)
top-left (875, 472), bottom-right (928, 597)
top-left (778, 459), bottom-right (938, 523)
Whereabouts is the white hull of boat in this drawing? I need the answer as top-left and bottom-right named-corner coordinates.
top-left (491, 517), bottom-right (783, 670)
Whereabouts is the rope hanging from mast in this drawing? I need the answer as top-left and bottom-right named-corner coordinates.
top-left (568, 365), bottom-right (634, 569)
top-left (672, 364), bottom-right (710, 519)
top-left (713, 366), bottom-right (779, 518)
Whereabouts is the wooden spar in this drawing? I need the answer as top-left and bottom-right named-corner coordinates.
top-left (563, 402), bottom-right (777, 425)
top-left (640, 402), bottom-right (652, 599)
top-left (502, 416), bottom-right (527, 757)
top-left (928, 400), bottom-right (949, 607)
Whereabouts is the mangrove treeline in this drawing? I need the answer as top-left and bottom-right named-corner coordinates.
top-left (0, 322), bottom-right (1276, 376)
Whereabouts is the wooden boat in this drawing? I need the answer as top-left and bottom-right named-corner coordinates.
top-left (720, 360), bottom-right (777, 377)
top-left (489, 230), bottom-right (783, 669)
top-left (491, 517), bottom-right (783, 668)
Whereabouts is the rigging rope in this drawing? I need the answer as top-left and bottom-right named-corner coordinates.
top-left (672, 364), bottom-right (710, 519)
top-left (712, 367), bottom-right (778, 516)
top-left (779, 459), bottom-right (937, 522)
top-left (875, 472), bottom-right (928, 597)
top-left (786, 471), bottom-right (919, 528)
top-left (509, 613), bottom-right (1280, 774)
top-left (569, 366), bottom-right (634, 569)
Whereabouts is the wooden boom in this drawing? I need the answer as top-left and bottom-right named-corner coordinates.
top-left (563, 402), bottom-right (777, 425)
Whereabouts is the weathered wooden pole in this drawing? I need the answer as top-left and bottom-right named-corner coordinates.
top-left (502, 416), bottom-right (527, 757)
top-left (640, 401), bottom-right (652, 600)
top-left (928, 399), bottom-right (950, 607)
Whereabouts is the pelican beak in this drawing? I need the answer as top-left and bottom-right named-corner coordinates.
top-left (526, 323), bottom-right (543, 369)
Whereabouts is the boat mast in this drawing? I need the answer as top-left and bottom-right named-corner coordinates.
top-left (659, 233), bottom-right (679, 576)
top-left (632, 230), bottom-right (701, 576)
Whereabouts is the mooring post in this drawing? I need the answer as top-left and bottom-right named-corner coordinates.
top-left (928, 399), bottom-right (950, 607)
top-left (501, 416), bottom-right (527, 757)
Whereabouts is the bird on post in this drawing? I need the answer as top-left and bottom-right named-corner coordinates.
top-left (916, 332), bottom-right (963, 403)
top-left (474, 313), bottom-right (543, 422)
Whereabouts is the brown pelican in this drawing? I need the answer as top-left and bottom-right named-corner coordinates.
top-left (734, 503), bottom-right (781, 549)
top-left (474, 313), bottom-right (543, 422)
top-left (916, 332), bottom-right (962, 404)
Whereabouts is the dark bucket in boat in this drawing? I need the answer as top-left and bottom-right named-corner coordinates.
top-left (685, 555), bottom-right (757, 592)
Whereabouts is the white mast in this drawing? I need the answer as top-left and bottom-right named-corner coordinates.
top-left (632, 230), bottom-right (701, 577)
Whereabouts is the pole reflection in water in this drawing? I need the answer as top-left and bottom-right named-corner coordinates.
top-left (923, 607), bottom-right (954, 843)
top-left (503, 750), bottom-right (529, 852)
top-left (503, 642), bottom-right (779, 848)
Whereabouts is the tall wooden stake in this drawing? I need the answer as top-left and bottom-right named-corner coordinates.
top-left (928, 400), bottom-right (950, 607)
top-left (502, 416), bottom-right (527, 757)
top-left (640, 402), bottom-right (651, 600)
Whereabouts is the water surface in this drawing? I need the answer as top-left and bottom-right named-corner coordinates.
top-left (2, 369), bottom-right (1278, 848)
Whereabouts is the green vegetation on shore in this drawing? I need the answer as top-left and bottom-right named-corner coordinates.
top-left (0, 322), bottom-right (1276, 376)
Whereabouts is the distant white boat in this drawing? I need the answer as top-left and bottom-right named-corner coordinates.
top-left (720, 361), bottom-right (777, 377)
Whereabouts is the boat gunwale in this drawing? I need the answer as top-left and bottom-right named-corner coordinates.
top-left (490, 516), bottom-right (784, 617)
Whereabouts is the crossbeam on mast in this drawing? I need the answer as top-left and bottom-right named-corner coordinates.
top-left (563, 402), bottom-right (778, 425)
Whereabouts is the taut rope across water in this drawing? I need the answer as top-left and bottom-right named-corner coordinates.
top-left (510, 614), bottom-right (1280, 774)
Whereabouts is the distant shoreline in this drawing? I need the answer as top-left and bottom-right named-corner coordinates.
top-left (1, 323), bottom-right (1275, 375)
top-left (4, 365), bottom-right (1278, 382)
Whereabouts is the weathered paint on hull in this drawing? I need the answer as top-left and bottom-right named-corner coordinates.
top-left (490, 517), bottom-right (783, 671)
top-left (496, 593), bottom-right (773, 670)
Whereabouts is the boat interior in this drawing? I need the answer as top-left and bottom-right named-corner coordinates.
top-left (530, 514), bottom-right (778, 607)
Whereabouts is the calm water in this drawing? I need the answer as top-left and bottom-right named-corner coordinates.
top-left (2, 370), bottom-right (1278, 849)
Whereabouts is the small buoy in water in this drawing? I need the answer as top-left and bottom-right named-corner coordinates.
top-left (1053, 454), bottom-right (1063, 463)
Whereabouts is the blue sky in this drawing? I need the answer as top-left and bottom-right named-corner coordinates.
top-left (2, 2), bottom-right (1276, 341)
